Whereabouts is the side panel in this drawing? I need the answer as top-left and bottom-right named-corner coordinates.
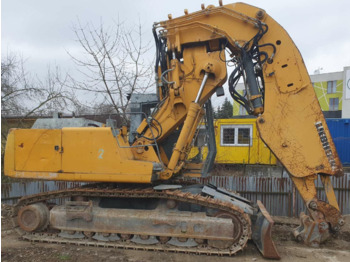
top-left (15, 129), bottom-right (62, 172)
top-left (5, 128), bottom-right (155, 183)
top-left (61, 128), bottom-right (123, 173)
top-left (59, 127), bottom-right (155, 181)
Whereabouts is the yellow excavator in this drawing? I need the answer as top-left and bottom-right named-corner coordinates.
top-left (4, 1), bottom-right (345, 259)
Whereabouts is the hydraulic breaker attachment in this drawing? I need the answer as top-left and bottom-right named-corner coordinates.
top-left (251, 201), bottom-right (280, 260)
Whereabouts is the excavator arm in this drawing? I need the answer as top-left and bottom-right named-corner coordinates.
top-left (135, 1), bottom-right (344, 247)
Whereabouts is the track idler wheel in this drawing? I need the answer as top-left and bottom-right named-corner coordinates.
top-left (17, 203), bottom-right (49, 232)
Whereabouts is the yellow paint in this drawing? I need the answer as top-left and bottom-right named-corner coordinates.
top-left (15, 129), bottom-right (62, 172)
top-left (135, 45), bottom-right (227, 179)
top-left (12, 171), bottom-right (152, 183)
top-left (290, 176), bottom-right (317, 203)
top-left (188, 147), bottom-right (200, 159)
top-left (5, 128), bottom-right (155, 183)
top-left (215, 119), bottom-right (277, 165)
top-left (188, 118), bottom-right (277, 165)
top-left (163, 2), bottom-right (341, 177)
top-left (320, 175), bottom-right (339, 211)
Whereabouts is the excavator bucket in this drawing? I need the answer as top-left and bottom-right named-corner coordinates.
top-left (252, 200), bottom-right (280, 259)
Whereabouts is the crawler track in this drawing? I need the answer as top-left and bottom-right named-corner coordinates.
top-left (11, 183), bottom-right (251, 256)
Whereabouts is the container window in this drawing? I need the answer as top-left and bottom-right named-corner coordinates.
top-left (222, 128), bottom-right (235, 144)
top-left (238, 128), bottom-right (250, 145)
top-left (220, 125), bottom-right (252, 146)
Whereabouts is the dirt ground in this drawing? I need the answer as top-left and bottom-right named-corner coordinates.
top-left (1, 204), bottom-right (350, 262)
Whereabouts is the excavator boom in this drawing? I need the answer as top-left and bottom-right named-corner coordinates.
top-left (142, 1), bottom-right (345, 246)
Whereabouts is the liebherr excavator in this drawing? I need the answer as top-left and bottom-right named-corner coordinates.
top-left (4, 1), bottom-right (345, 259)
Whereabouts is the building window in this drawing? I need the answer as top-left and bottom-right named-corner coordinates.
top-left (327, 80), bottom-right (337, 94)
top-left (221, 125), bottom-right (252, 146)
top-left (329, 98), bottom-right (339, 111)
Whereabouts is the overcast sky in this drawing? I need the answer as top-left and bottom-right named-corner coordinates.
top-left (2, 0), bottom-right (350, 86)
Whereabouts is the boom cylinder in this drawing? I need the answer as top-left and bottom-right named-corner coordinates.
top-left (242, 50), bottom-right (263, 115)
top-left (167, 102), bottom-right (202, 172)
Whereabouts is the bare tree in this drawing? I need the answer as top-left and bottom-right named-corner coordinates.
top-left (2, 53), bottom-right (79, 117)
top-left (1, 52), bottom-right (81, 183)
top-left (67, 20), bottom-right (154, 121)
top-left (1, 52), bottom-right (78, 139)
top-left (1, 53), bottom-right (30, 115)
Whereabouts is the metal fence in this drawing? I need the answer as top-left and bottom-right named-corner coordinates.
top-left (198, 172), bottom-right (350, 217)
top-left (2, 172), bottom-right (349, 217)
top-left (1, 181), bottom-right (86, 205)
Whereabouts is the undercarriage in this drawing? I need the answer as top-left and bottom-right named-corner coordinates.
top-left (11, 183), bottom-right (279, 259)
